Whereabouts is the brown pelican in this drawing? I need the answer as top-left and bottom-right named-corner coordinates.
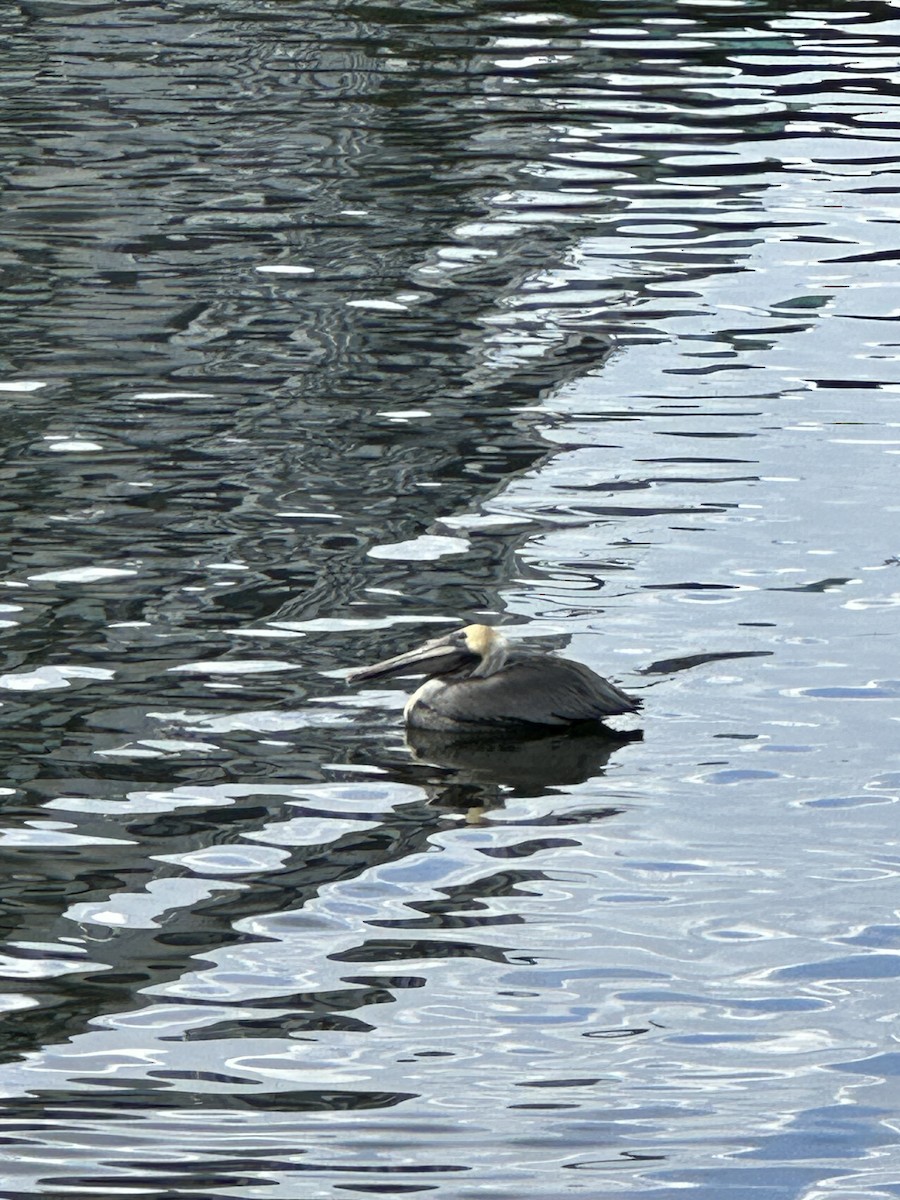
top-left (347, 624), bottom-right (641, 731)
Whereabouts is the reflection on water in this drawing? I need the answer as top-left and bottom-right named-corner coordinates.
top-left (406, 723), bottom-right (642, 806)
top-left (2, 0), bottom-right (900, 1196)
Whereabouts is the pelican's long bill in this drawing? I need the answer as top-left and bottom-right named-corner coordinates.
top-left (346, 630), bottom-right (477, 685)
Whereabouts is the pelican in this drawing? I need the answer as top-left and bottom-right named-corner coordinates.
top-left (347, 624), bottom-right (641, 731)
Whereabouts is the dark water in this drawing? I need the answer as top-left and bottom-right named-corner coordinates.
top-left (2, 1), bottom-right (900, 1195)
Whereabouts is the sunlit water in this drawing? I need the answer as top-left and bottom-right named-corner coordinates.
top-left (1, 1), bottom-right (899, 1197)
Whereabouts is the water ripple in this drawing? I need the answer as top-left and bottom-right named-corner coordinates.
top-left (1, 1), bottom-right (899, 1196)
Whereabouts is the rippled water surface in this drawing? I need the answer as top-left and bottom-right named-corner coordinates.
top-left (2, 1), bottom-right (900, 1196)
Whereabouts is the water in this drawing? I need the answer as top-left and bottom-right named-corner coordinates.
top-left (1, 1), bottom-right (899, 1196)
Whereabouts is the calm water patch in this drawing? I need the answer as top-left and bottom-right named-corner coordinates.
top-left (1, 1), bottom-right (900, 1197)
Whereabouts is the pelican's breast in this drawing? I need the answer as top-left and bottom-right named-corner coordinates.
top-left (404, 678), bottom-right (450, 728)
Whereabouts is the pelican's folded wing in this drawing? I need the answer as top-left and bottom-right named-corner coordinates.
top-left (425, 657), bottom-right (641, 728)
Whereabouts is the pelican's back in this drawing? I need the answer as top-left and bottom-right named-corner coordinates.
top-left (408, 654), bottom-right (640, 730)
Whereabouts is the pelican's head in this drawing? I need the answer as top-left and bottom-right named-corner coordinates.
top-left (456, 624), bottom-right (508, 677)
top-left (347, 623), bottom-right (509, 685)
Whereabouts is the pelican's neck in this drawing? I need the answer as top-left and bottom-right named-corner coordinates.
top-left (470, 630), bottom-right (509, 678)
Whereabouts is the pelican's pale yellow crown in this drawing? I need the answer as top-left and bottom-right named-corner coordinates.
top-left (461, 624), bottom-right (495, 656)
